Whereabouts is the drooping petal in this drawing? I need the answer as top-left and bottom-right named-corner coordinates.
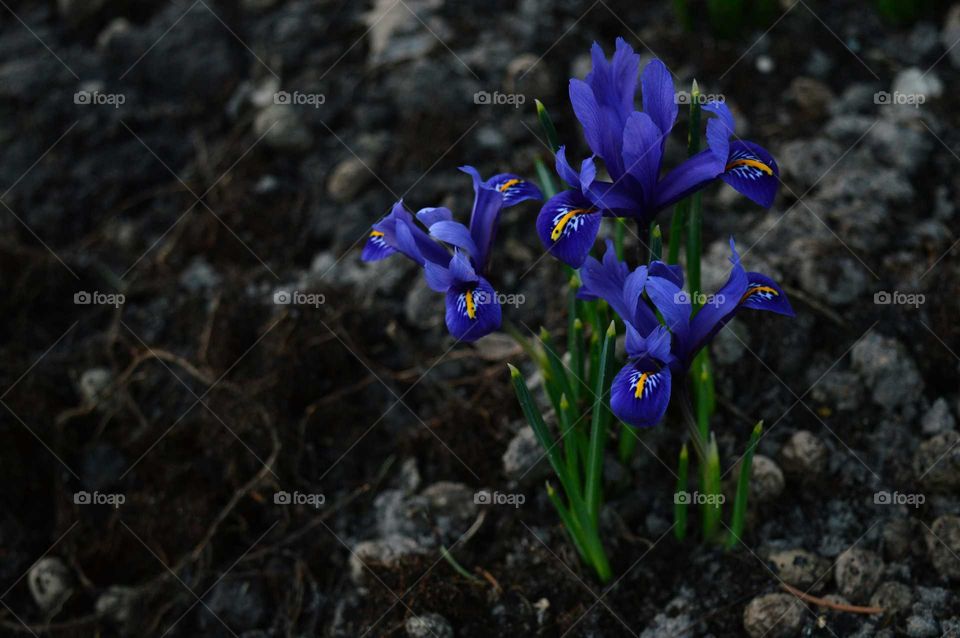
top-left (484, 173), bottom-right (542, 207)
top-left (460, 165), bottom-right (506, 271)
top-left (536, 190), bottom-right (602, 268)
top-left (610, 358), bottom-right (672, 428)
top-left (622, 111), bottom-right (664, 204)
top-left (361, 229), bottom-right (396, 262)
top-left (739, 272), bottom-right (795, 317)
top-left (652, 149), bottom-right (724, 211)
top-left (640, 59), bottom-right (677, 137)
top-left (428, 220), bottom-right (480, 258)
top-left (685, 238), bottom-right (750, 363)
top-left (721, 140), bottom-right (779, 208)
top-left (416, 206), bottom-right (453, 228)
top-left (444, 276), bottom-right (502, 342)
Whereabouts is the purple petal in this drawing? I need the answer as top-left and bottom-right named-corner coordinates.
top-left (460, 165), bottom-right (506, 271)
top-left (721, 141), bottom-right (779, 208)
top-left (484, 173), bottom-right (543, 207)
top-left (610, 359), bottom-right (672, 428)
top-left (429, 220), bottom-right (480, 258)
top-left (640, 59), bottom-right (677, 136)
top-left (739, 272), bottom-right (795, 317)
top-left (445, 276), bottom-right (502, 342)
top-left (702, 101), bottom-right (735, 162)
top-left (361, 229), bottom-right (397, 262)
top-left (536, 190), bottom-right (602, 268)
top-left (423, 260), bottom-right (453, 292)
top-left (416, 206), bottom-right (453, 227)
top-left (555, 147), bottom-right (581, 188)
top-left (652, 149), bottom-right (724, 211)
top-left (622, 111), bottom-right (664, 203)
top-left (570, 79), bottom-right (605, 161)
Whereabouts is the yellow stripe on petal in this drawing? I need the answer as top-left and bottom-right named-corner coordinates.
top-left (725, 158), bottom-right (773, 176)
top-left (498, 178), bottom-right (521, 192)
top-left (739, 285), bottom-right (779, 304)
top-left (551, 208), bottom-right (593, 241)
top-left (465, 289), bottom-right (476, 319)
top-left (370, 230), bottom-right (384, 237)
top-left (634, 372), bottom-right (649, 399)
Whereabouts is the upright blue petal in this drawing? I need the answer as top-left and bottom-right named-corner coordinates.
top-left (640, 59), bottom-right (678, 138)
top-left (622, 111), bottom-right (664, 206)
top-left (702, 101), bottom-right (735, 162)
top-left (721, 141), bottom-right (779, 208)
top-left (578, 239), bottom-right (629, 308)
top-left (536, 190), bottom-right (602, 268)
top-left (611, 357), bottom-right (672, 428)
top-left (484, 173), bottom-right (543, 207)
top-left (460, 166), bottom-right (506, 272)
top-left (555, 147), bottom-right (582, 189)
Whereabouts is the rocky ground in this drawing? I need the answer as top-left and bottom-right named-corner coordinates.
top-left (0, 0), bottom-right (958, 636)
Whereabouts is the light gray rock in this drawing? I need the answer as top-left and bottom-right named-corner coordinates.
top-left (502, 426), bottom-right (547, 483)
top-left (835, 547), bottom-right (884, 602)
top-left (748, 455), bottom-right (785, 504)
top-left (405, 612), bottom-right (454, 638)
top-left (913, 432), bottom-right (960, 490)
top-left (922, 398), bottom-right (956, 435)
top-left (851, 333), bottom-right (924, 412)
top-left (743, 593), bottom-right (804, 638)
top-left (28, 557), bottom-right (72, 613)
top-left (327, 157), bottom-right (372, 203)
top-left (79, 367), bottom-right (112, 404)
top-left (769, 549), bottom-right (830, 591)
top-left (925, 515), bottom-right (960, 580)
top-left (779, 430), bottom-right (828, 479)
top-left (870, 581), bottom-right (913, 615)
top-left (95, 585), bottom-right (137, 627)
top-left (906, 611), bottom-right (941, 638)
top-left (778, 138), bottom-right (842, 192)
top-left (350, 536), bottom-right (425, 583)
top-left (254, 103), bottom-right (313, 152)
top-left (941, 4), bottom-right (960, 69)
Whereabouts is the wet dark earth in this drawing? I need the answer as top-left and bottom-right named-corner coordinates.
top-left (0, 0), bottom-right (959, 636)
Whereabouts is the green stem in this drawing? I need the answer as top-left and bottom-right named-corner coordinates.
top-left (585, 322), bottom-right (617, 527)
top-left (674, 443), bottom-right (689, 540)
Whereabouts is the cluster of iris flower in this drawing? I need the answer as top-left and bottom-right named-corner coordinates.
top-left (362, 167), bottom-right (541, 341)
top-left (362, 37), bottom-right (793, 432)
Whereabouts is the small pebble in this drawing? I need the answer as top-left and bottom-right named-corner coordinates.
top-left (743, 593), bottom-right (804, 638)
top-left (870, 581), bottom-right (913, 615)
top-left (925, 515), bottom-right (960, 580)
top-left (913, 432), bottom-right (960, 491)
top-left (28, 557), bottom-right (72, 613)
top-left (769, 548), bottom-right (830, 591)
top-left (748, 455), bottom-right (785, 503)
top-left (779, 430), bottom-right (828, 479)
top-left (405, 612), bottom-right (453, 638)
top-left (327, 157), bottom-right (372, 202)
top-left (922, 398), bottom-right (956, 435)
top-left (835, 547), bottom-right (884, 603)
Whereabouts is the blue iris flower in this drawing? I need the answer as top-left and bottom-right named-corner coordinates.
top-left (578, 239), bottom-right (794, 428)
top-left (537, 38), bottom-right (780, 267)
top-left (362, 167), bottom-right (542, 341)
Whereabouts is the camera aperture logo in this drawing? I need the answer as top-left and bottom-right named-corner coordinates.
top-left (273, 289), bottom-right (325, 308)
top-left (74, 291), bottom-right (125, 308)
top-left (274, 490), bottom-right (325, 508)
top-left (273, 90), bottom-right (325, 108)
top-left (674, 290), bottom-right (725, 307)
top-left (474, 490), bottom-right (525, 508)
top-left (473, 290), bottom-right (525, 308)
top-left (874, 490), bottom-right (924, 508)
top-left (74, 90), bottom-right (125, 108)
top-left (474, 90), bottom-right (525, 109)
top-left (874, 91), bottom-right (925, 108)
top-left (674, 490), bottom-right (725, 508)
top-left (675, 91), bottom-right (724, 105)
top-left (874, 290), bottom-right (924, 308)
top-left (74, 490), bottom-right (125, 509)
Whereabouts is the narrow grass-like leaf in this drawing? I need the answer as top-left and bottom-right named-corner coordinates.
top-left (535, 99), bottom-right (561, 153)
top-left (534, 156), bottom-right (558, 200)
top-left (701, 433), bottom-right (723, 542)
top-left (727, 421), bottom-right (763, 548)
top-left (649, 223), bottom-right (662, 262)
top-left (586, 321), bottom-right (617, 526)
top-left (674, 443), bottom-right (689, 540)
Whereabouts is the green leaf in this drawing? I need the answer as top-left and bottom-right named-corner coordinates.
top-left (727, 421), bottom-right (763, 548)
top-left (535, 99), bottom-right (561, 153)
top-left (585, 321), bottom-right (617, 526)
top-left (674, 443), bottom-right (689, 541)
